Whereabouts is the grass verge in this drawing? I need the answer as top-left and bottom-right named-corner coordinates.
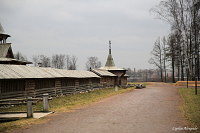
top-left (179, 88), bottom-right (200, 130)
top-left (0, 87), bottom-right (134, 132)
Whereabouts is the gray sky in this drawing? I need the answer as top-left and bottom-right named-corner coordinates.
top-left (0, 0), bottom-right (170, 70)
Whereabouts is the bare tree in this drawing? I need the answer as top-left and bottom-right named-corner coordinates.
top-left (52, 54), bottom-right (65, 69)
top-left (32, 55), bottom-right (40, 67)
top-left (149, 37), bottom-right (163, 82)
top-left (65, 55), bottom-right (71, 70)
top-left (65, 55), bottom-right (78, 70)
top-left (166, 33), bottom-right (177, 83)
top-left (32, 54), bottom-right (78, 69)
top-left (32, 55), bottom-right (51, 67)
top-left (14, 52), bottom-right (27, 61)
top-left (85, 56), bottom-right (102, 70)
top-left (162, 36), bottom-right (168, 82)
top-left (69, 55), bottom-right (78, 70)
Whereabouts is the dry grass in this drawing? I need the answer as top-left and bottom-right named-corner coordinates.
top-left (179, 87), bottom-right (200, 130)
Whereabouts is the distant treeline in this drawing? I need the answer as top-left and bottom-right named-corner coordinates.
top-left (14, 52), bottom-right (101, 70)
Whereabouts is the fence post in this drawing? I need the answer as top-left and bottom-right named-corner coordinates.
top-left (115, 86), bottom-right (118, 91)
top-left (27, 97), bottom-right (33, 118)
top-left (43, 93), bottom-right (49, 112)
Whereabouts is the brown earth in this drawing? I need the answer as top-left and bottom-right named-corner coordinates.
top-left (13, 83), bottom-right (188, 133)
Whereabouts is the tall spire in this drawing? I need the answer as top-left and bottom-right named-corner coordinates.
top-left (105, 40), bottom-right (115, 67)
top-left (109, 40), bottom-right (111, 54)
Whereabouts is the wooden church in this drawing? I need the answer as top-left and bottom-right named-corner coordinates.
top-left (92, 41), bottom-right (128, 87)
top-left (0, 23), bottom-right (31, 65)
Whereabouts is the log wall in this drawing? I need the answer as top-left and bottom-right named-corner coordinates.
top-left (0, 78), bottom-right (101, 100)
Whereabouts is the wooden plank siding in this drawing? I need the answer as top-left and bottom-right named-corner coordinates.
top-left (25, 80), bottom-right (35, 97)
top-left (0, 78), bottom-right (101, 100)
top-left (107, 70), bottom-right (127, 86)
top-left (0, 79), bottom-right (25, 93)
top-left (100, 76), bottom-right (115, 88)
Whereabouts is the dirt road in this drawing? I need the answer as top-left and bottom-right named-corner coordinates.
top-left (13, 83), bottom-right (187, 133)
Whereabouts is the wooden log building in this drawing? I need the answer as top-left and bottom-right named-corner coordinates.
top-left (0, 65), bottom-right (100, 99)
top-left (97, 41), bottom-right (128, 86)
top-left (91, 69), bottom-right (117, 88)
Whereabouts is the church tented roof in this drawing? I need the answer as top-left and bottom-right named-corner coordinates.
top-left (0, 23), bottom-right (11, 40)
top-left (101, 41), bottom-right (125, 71)
top-left (0, 43), bottom-right (13, 58)
top-left (0, 23), bottom-right (5, 34)
top-left (105, 54), bottom-right (115, 67)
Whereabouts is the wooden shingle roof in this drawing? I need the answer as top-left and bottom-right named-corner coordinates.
top-left (0, 64), bottom-right (100, 79)
top-left (91, 69), bottom-right (117, 77)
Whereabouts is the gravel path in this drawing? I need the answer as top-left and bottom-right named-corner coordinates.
top-left (13, 83), bottom-right (187, 133)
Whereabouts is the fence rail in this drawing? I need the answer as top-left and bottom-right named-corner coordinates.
top-left (0, 83), bottom-right (101, 100)
top-left (0, 94), bottom-right (52, 118)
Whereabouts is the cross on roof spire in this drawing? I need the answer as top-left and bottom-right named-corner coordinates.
top-left (105, 40), bottom-right (115, 67)
top-left (109, 40), bottom-right (111, 54)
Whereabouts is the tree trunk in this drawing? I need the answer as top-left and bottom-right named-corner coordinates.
top-left (177, 65), bottom-right (180, 81)
top-left (172, 58), bottom-right (175, 83)
top-left (181, 58), bottom-right (184, 81)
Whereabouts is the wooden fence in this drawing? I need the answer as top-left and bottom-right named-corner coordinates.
top-left (0, 94), bottom-right (52, 118)
top-left (0, 83), bottom-right (101, 100)
top-left (175, 81), bottom-right (200, 87)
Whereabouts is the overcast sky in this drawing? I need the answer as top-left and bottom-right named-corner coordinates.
top-left (0, 0), bottom-right (170, 70)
